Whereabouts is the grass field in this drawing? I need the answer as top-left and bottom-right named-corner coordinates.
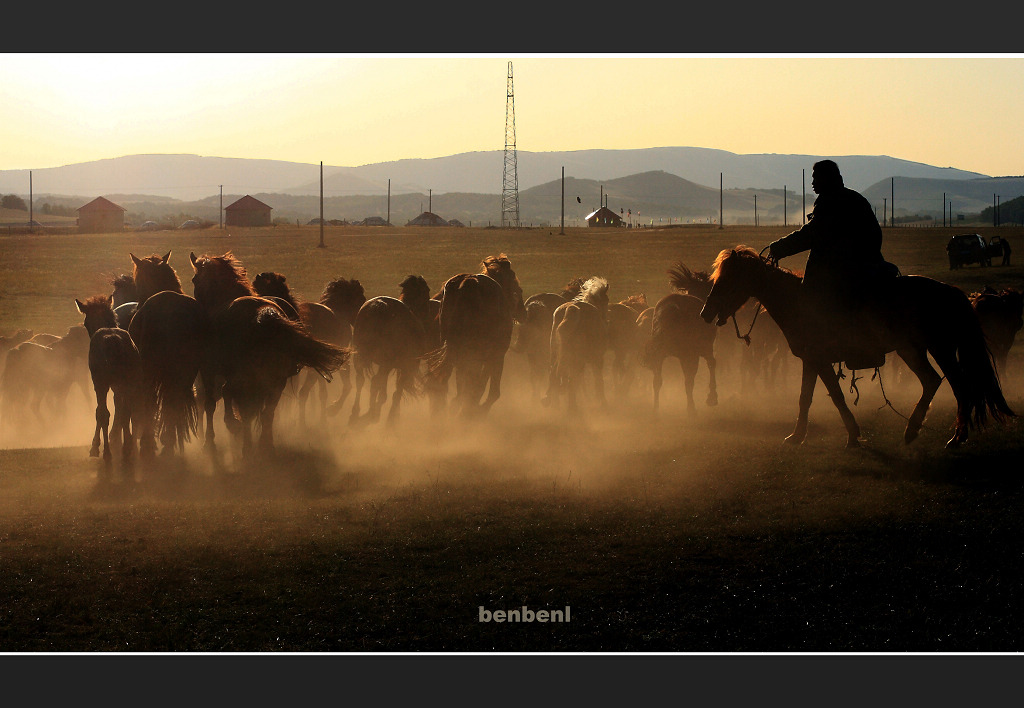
top-left (0, 223), bottom-right (1022, 653)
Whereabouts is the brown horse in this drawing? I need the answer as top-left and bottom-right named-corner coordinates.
top-left (511, 280), bottom-right (586, 400)
top-left (348, 281), bottom-right (430, 427)
top-left (320, 277), bottom-right (367, 418)
top-left (606, 293), bottom-right (649, 399)
top-left (252, 271), bottom-right (348, 427)
top-left (189, 252), bottom-right (349, 457)
top-left (971, 286), bottom-right (1023, 377)
top-left (542, 277), bottom-right (611, 412)
top-left (642, 292), bottom-right (718, 415)
top-left (76, 295), bottom-right (143, 465)
top-left (699, 245), bottom-right (1014, 448)
top-left (0, 327), bottom-right (90, 434)
top-left (128, 252), bottom-right (209, 459)
top-left (425, 254), bottom-right (527, 419)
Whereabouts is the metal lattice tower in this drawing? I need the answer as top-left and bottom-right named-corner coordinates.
top-left (501, 61), bottom-right (520, 228)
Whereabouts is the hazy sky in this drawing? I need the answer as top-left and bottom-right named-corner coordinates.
top-left (2, 53), bottom-right (1022, 177)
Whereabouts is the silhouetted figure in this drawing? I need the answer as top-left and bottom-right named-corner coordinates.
top-left (768, 159), bottom-right (894, 370)
top-left (1002, 237), bottom-right (1012, 266)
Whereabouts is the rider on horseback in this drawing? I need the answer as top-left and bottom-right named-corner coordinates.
top-left (768, 159), bottom-right (896, 371)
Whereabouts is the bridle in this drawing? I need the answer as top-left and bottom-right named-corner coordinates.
top-left (728, 245), bottom-right (775, 346)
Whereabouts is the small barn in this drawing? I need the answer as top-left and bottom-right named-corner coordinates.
top-left (77, 196), bottom-right (126, 233)
top-left (585, 206), bottom-right (623, 228)
top-left (406, 211), bottom-right (448, 227)
top-left (448, 219), bottom-right (465, 228)
top-left (224, 195), bottom-right (273, 227)
top-left (360, 216), bottom-right (390, 226)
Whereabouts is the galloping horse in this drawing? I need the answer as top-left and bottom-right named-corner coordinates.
top-left (426, 254), bottom-right (527, 419)
top-left (252, 271), bottom-right (348, 427)
top-left (320, 277), bottom-right (367, 417)
top-left (971, 286), bottom-right (1023, 377)
top-left (347, 277), bottom-right (431, 427)
top-left (128, 252), bottom-right (209, 459)
top-left (76, 295), bottom-right (143, 465)
top-left (189, 252), bottom-right (349, 457)
top-left (642, 289), bottom-right (718, 415)
top-left (542, 277), bottom-right (611, 412)
top-left (699, 246), bottom-right (1014, 448)
top-left (512, 279), bottom-right (586, 400)
top-left (606, 293), bottom-right (649, 399)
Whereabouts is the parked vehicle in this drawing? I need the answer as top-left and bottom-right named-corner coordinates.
top-left (946, 233), bottom-right (991, 269)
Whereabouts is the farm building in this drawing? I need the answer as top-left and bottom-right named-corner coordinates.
top-left (585, 206), bottom-right (623, 228)
top-left (77, 196), bottom-right (126, 233)
top-left (448, 219), bottom-right (465, 227)
top-left (360, 216), bottom-right (390, 226)
top-left (224, 195), bottom-right (273, 227)
top-left (406, 211), bottom-right (448, 227)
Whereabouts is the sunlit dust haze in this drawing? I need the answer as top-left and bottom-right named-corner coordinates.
top-left (2, 53), bottom-right (1023, 177)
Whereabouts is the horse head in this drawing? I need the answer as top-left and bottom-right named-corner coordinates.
top-left (481, 254), bottom-right (526, 323)
top-left (109, 273), bottom-right (138, 308)
top-left (189, 251), bottom-right (255, 311)
top-left (252, 271), bottom-right (298, 310)
top-left (130, 251), bottom-right (183, 303)
top-left (700, 246), bottom-right (766, 326)
top-left (320, 277), bottom-right (367, 325)
top-left (75, 295), bottom-right (117, 337)
top-left (576, 276), bottom-right (610, 312)
top-left (398, 275), bottom-right (431, 305)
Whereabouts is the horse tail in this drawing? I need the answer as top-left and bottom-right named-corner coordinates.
top-left (258, 308), bottom-right (350, 381)
top-left (552, 304), bottom-right (582, 380)
top-left (154, 376), bottom-right (198, 452)
top-left (951, 290), bottom-right (1016, 430)
top-left (641, 304), bottom-right (673, 370)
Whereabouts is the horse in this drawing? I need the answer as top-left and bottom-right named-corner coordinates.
top-left (127, 252), bottom-right (209, 459)
top-left (109, 273), bottom-right (139, 329)
top-left (970, 286), bottom-right (1023, 377)
top-left (425, 254), bottom-right (527, 419)
top-left (606, 293), bottom-right (649, 399)
top-left (699, 245), bottom-right (1015, 449)
top-left (75, 295), bottom-right (143, 465)
top-left (189, 252), bottom-right (349, 458)
top-left (511, 280), bottom-right (587, 400)
top-left (347, 278), bottom-right (431, 427)
top-left (542, 277), bottom-right (611, 412)
top-left (641, 289), bottom-right (718, 415)
top-left (252, 271), bottom-right (348, 427)
top-left (321, 277), bottom-right (367, 417)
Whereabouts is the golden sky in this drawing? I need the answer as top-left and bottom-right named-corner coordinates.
top-left (2, 53), bottom-right (1022, 177)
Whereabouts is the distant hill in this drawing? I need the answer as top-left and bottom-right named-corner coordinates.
top-left (0, 148), bottom-right (990, 203)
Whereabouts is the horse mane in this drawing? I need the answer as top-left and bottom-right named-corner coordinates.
top-left (320, 277), bottom-right (366, 322)
top-left (710, 245), bottom-right (799, 284)
top-left (573, 277), bottom-right (610, 307)
top-left (190, 252), bottom-right (256, 309)
top-left (480, 254), bottom-right (516, 282)
top-left (110, 273), bottom-right (137, 294)
top-left (131, 252), bottom-right (183, 300)
top-left (81, 294), bottom-right (112, 309)
top-left (619, 293), bottom-right (648, 312)
top-left (561, 277), bottom-right (586, 299)
top-left (398, 275), bottom-right (431, 305)
top-left (668, 262), bottom-right (712, 297)
top-left (253, 271), bottom-right (299, 310)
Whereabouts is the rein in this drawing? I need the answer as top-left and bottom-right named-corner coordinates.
top-left (729, 245), bottom-right (776, 347)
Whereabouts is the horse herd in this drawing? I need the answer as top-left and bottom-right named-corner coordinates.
top-left (0, 245), bottom-right (1021, 476)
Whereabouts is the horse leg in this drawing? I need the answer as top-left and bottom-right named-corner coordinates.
top-left (257, 382), bottom-right (287, 456)
top-left (680, 355), bottom-right (698, 414)
top-left (928, 346), bottom-right (972, 448)
top-left (786, 360), bottom-right (819, 445)
top-left (349, 362), bottom-right (366, 424)
top-left (480, 357), bottom-right (506, 414)
top-left (651, 356), bottom-right (664, 413)
top-left (327, 365), bottom-right (353, 417)
top-left (895, 347), bottom-right (943, 444)
top-left (386, 367), bottom-right (408, 427)
top-left (366, 366), bottom-right (388, 424)
top-left (704, 350), bottom-right (719, 407)
top-left (91, 384), bottom-right (108, 458)
top-left (816, 363), bottom-right (862, 448)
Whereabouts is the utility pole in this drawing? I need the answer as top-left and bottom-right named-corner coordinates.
top-left (802, 169), bottom-right (806, 225)
top-left (29, 171), bottom-right (33, 232)
top-left (890, 177), bottom-right (894, 227)
top-left (560, 166), bottom-right (565, 235)
top-left (754, 194), bottom-right (758, 227)
top-left (943, 193), bottom-right (946, 228)
top-left (784, 185), bottom-right (787, 227)
top-left (318, 162), bottom-right (325, 248)
top-left (219, 185), bottom-right (223, 229)
top-left (387, 179), bottom-right (391, 226)
top-left (719, 173), bottom-right (723, 229)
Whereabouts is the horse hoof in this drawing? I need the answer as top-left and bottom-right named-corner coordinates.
top-left (903, 429), bottom-right (920, 445)
top-left (706, 393), bottom-right (719, 407)
top-left (89, 448), bottom-right (100, 458)
top-left (846, 439), bottom-right (862, 449)
top-left (783, 435), bottom-right (803, 446)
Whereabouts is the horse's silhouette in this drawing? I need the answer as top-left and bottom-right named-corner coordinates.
top-left (76, 295), bottom-right (143, 465)
top-left (321, 277), bottom-right (367, 418)
top-left (425, 254), bottom-right (526, 418)
top-left (606, 293), bottom-right (649, 399)
top-left (971, 286), bottom-right (1023, 377)
top-left (189, 252), bottom-right (349, 458)
top-left (127, 252), bottom-right (208, 459)
top-left (512, 279), bottom-right (586, 400)
top-left (109, 273), bottom-right (139, 329)
top-left (252, 271), bottom-right (348, 427)
top-left (347, 278), bottom-right (432, 427)
top-left (699, 245), bottom-right (1014, 448)
top-left (542, 277), bottom-right (611, 412)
